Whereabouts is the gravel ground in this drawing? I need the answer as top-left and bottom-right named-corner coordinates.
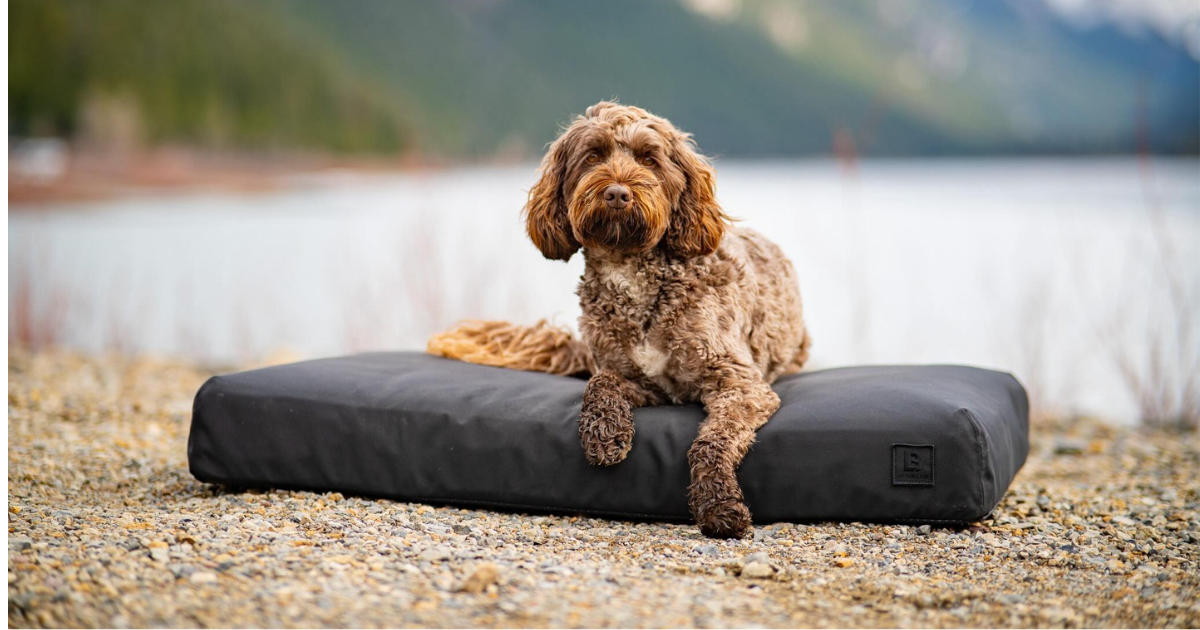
top-left (7, 349), bottom-right (1199, 628)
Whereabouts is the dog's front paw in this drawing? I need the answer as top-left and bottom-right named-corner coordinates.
top-left (688, 468), bottom-right (753, 539)
top-left (579, 377), bottom-right (635, 466)
top-left (578, 402), bottom-right (634, 466)
top-left (694, 497), bottom-right (752, 539)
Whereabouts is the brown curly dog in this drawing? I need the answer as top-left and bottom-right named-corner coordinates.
top-left (429, 101), bottom-right (811, 538)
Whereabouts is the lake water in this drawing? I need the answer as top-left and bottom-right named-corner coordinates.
top-left (9, 158), bottom-right (1200, 424)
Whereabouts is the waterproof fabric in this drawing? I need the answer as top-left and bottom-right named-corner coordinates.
top-left (188, 352), bottom-right (1029, 524)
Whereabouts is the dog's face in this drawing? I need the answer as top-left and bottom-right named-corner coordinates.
top-left (524, 101), bottom-right (729, 261)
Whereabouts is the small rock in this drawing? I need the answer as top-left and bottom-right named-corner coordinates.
top-left (833, 558), bottom-right (855, 568)
top-left (1054, 439), bottom-right (1086, 455)
top-left (190, 571), bottom-right (218, 584)
top-left (741, 561), bottom-right (774, 579)
top-left (695, 544), bottom-right (719, 557)
top-left (168, 564), bottom-right (196, 579)
top-left (741, 551), bottom-right (770, 565)
top-left (456, 563), bottom-right (500, 594)
top-left (418, 546), bottom-right (452, 563)
top-left (1039, 606), bottom-right (1078, 623)
top-left (917, 525), bottom-right (932, 536)
top-left (452, 524), bottom-right (473, 535)
top-left (9, 537), bottom-right (32, 552)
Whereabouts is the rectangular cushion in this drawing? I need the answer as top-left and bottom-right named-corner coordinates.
top-left (188, 352), bottom-right (1029, 524)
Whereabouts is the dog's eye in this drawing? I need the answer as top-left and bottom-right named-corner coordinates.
top-left (638, 156), bottom-right (656, 167)
top-left (586, 152), bottom-right (600, 164)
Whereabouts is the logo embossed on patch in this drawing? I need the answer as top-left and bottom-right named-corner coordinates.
top-left (892, 444), bottom-right (935, 486)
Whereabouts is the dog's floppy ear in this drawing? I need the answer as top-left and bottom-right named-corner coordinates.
top-left (665, 133), bottom-right (729, 258)
top-left (524, 130), bottom-right (581, 261)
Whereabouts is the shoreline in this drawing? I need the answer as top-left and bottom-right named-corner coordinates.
top-left (7, 147), bottom-right (464, 207)
top-left (11, 147), bottom-right (1199, 208)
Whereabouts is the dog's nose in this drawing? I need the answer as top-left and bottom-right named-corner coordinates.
top-left (603, 184), bottom-right (631, 209)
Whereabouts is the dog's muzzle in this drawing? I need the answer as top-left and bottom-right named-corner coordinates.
top-left (603, 184), bottom-right (631, 210)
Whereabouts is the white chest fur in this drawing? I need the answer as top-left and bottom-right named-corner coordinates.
top-left (631, 342), bottom-right (670, 378)
top-left (589, 254), bottom-right (677, 382)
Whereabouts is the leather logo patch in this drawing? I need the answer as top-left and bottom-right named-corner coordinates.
top-left (892, 444), bottom-right (934, 486)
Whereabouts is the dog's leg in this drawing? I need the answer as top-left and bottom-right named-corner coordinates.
top-left (688, 363), bottom-right (780, 539)
top-left (579, 371), bottom-right (654, 466)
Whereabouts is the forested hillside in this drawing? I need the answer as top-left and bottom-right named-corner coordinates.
top-left (9, 0), bottom-right (1198, 158)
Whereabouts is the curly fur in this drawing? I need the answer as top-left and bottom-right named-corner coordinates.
top-left (430, 101), bottom-right (811, 538)
top-left (428, 319), bottom-right (594, 376)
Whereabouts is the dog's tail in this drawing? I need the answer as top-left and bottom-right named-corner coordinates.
top-left (427, 320), bottom-right (594, 377)
top-left (795, 327), bottom-right (813, 369)
top-left (781, 327), bottom-right (814, 375)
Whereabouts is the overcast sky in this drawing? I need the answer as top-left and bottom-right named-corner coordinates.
top-left (1042, 0), bottom-right (1200, 58)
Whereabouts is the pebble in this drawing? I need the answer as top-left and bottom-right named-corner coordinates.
top-left (5, 349), bottom-right (1199, 628)
top-left (417, 546), bottom-right (452, 563)
top-left (741, 551), bottom-right (771, 565)
top-left (455, 563), bottom-right (500, 594)
top-left (168, 564), bottom-right (195, 579)
top-left (1054, 438), bottom-right (1087, 455)
top-left (190, 571), bottom-right (218, 585)
top-left (740, 561), bottom-right (775, 579)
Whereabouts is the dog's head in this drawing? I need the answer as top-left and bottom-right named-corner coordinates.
top-left (524, 101), bottom-right (729, 261)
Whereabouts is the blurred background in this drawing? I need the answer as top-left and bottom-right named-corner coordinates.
top-left (8, 0), bottom-right (1199, 430)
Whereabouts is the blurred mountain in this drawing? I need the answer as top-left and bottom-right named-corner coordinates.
top-left (8, 0), bottom-right (411, 154)
top-left (9, 0), bottom-right (1198, 158)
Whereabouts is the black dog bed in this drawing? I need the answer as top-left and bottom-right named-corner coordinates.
top-left (188, 352), bottom-right (1028, 524)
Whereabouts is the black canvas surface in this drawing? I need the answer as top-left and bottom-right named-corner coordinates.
top-left (188, 352), bottom-right (1029, 524)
